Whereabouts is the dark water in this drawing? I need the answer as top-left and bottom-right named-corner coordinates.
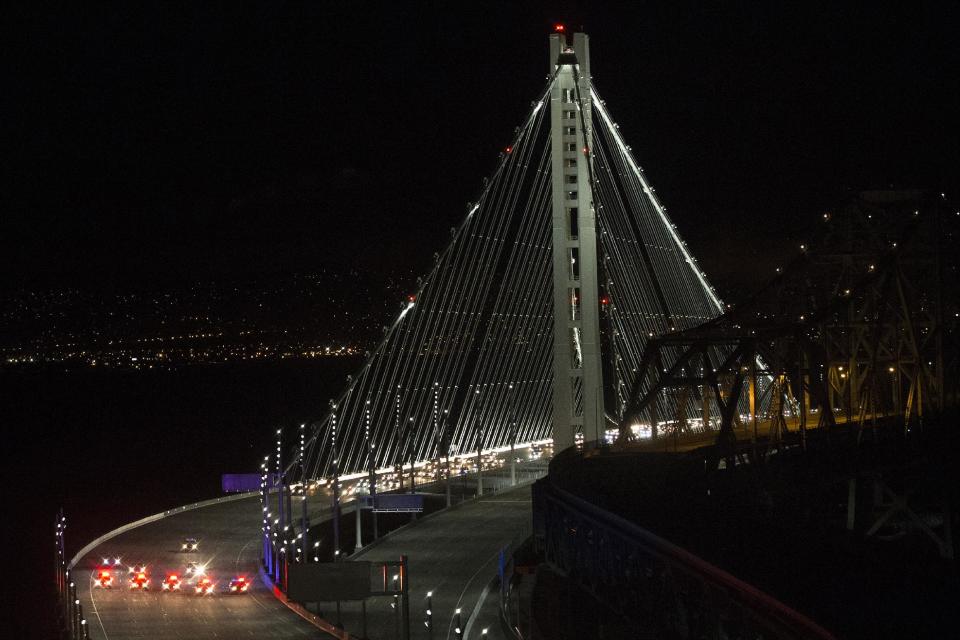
top-left (4, 358), bottom-right (359, 638)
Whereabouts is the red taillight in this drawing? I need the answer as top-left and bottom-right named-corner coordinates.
top-left (554, 24), bottom-right (565, 33)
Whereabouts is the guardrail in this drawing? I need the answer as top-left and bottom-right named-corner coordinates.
top-left (532, 479), bottom-right (837, 640)
top-left (497, 526), bottom-right (532, 640)
top-left (55, 509), bottom-right (89, 640)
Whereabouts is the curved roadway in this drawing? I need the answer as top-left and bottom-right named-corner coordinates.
top-left (74, 495), bottom-right (321, 639)
top-left (74, 460), bottom-right (546, 640)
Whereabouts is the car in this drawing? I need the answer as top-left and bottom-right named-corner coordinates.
top-left (227, 576), bottom-right (250, 593)
top-left (161, 573), bottom-right (182, 591)
top-left (127, 563), bottom-right (147, 574)
top-left (101, 556), bottom-right (123, 569)
top-left (194, 575), bottom-right (216, 595)
top-left (94, 567), bottom-right (114, 588)
top-left (181, 538), bottom-right (199, 552)
top-left (129, 569), bottom-right (150, 590)
top-left (184, 562), bottom-right (203, 577)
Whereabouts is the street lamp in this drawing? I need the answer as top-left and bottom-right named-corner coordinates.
top-left (391, 573), bottom-right (400, 640)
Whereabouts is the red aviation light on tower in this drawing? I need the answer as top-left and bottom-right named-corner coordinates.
top-left (505, 145), bottom-right (513, 154)
top-left (407, 294), bottom-right (416, 303)
top-left (554, 24), bottom-right (566, 33)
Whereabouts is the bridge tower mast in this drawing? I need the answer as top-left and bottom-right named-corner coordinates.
top-left (549, 29), bottom-right (605, 451)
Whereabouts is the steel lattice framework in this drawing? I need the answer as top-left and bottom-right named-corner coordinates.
top-left (298, 39), bottom-right (726, 482)
top-left (620, 190), bottom-right (956, 457)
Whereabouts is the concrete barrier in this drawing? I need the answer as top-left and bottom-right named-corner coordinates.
top-left (258, 562), bottom-right (359, 640)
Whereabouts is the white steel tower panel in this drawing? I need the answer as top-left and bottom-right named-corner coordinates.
top-left (549, 31), bottom-right (605, 452)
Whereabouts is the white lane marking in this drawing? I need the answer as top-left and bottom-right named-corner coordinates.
top-left (446, 550), bottom-right (500, 640)
top-left (235, 538), bottom-right (271, 612)
top-left (87, 571), bottom-right (110, 640)
top-left (235, 538), bottom-right (255, 572)
top-left (462, 580), bottom-right (494, 640)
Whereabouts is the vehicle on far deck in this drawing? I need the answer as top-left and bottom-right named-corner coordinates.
top-left (94, 568), bottom-right (114, 588)
top-left (227, 576), bottom-right (249, 593)
top-left (195, 575), bottom-right (216, 595)
top-left (161, 573), bottom-right (182, 591)
top-left (129, 569), bottom-right (150, 590)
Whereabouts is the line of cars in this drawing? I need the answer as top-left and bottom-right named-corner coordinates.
top-left (92, 539), bottom-right (250, 595)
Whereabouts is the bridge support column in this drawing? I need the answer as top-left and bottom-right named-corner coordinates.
top-left (549, 30), bottom-right (605, 452)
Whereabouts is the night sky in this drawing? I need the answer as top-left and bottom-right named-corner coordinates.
top-left (5, 2), bottom-right (958, 294)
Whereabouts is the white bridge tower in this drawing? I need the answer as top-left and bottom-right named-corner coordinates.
top-left (549, 29), bottom-right (606, 452)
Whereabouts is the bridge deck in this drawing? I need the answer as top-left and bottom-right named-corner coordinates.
top-left (341, 483), bottom-right (532, 640)
top-left (74, 463), bottom-right (540, 639)
top-left (75, 495), bottom-right (319, 639)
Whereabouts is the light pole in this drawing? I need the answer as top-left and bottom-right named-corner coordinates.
top-left (474, 388), bottom-right (483, 498)
top-left (366, 399), bottom-right (379, 540)
top-left (261, 455), bottom-right (271, 572)
top-left (356, 400), bottom-right (372, 552)
top-left (299, 424), bottom-right (309, 561)
top-left (330, 399), bottom-right (341, 562)
top-left (509, 383), bottom-right (517, 487)
top-left (400, 555), bottom-right (410, 640)
top-left (392, 573), bottom-right (400, 640)
top-left (67, 582), bottom-right (75, 640)
top-left (276, 427), bottom-right (283, 546)
top-left (475, 426), bottom-right (484, 498)
top-left (443, 429), bottom-right (452, 508)
top-left (408, 416), bottom-right (416, 496)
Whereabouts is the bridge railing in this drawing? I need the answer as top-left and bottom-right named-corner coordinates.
top-left (532, 478), bottom-right (837, 640)
top-left (54, 510), bottom-right (90, 640)
top-left (496, 524), bottom-right (533, 640)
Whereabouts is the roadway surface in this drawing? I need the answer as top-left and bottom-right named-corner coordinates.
top-left (74, 459), bottom-right (544, 640)
top-left (74, 494), bottom-right (321, 639)
top-left (335, 483), bottom-right (533, 640)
